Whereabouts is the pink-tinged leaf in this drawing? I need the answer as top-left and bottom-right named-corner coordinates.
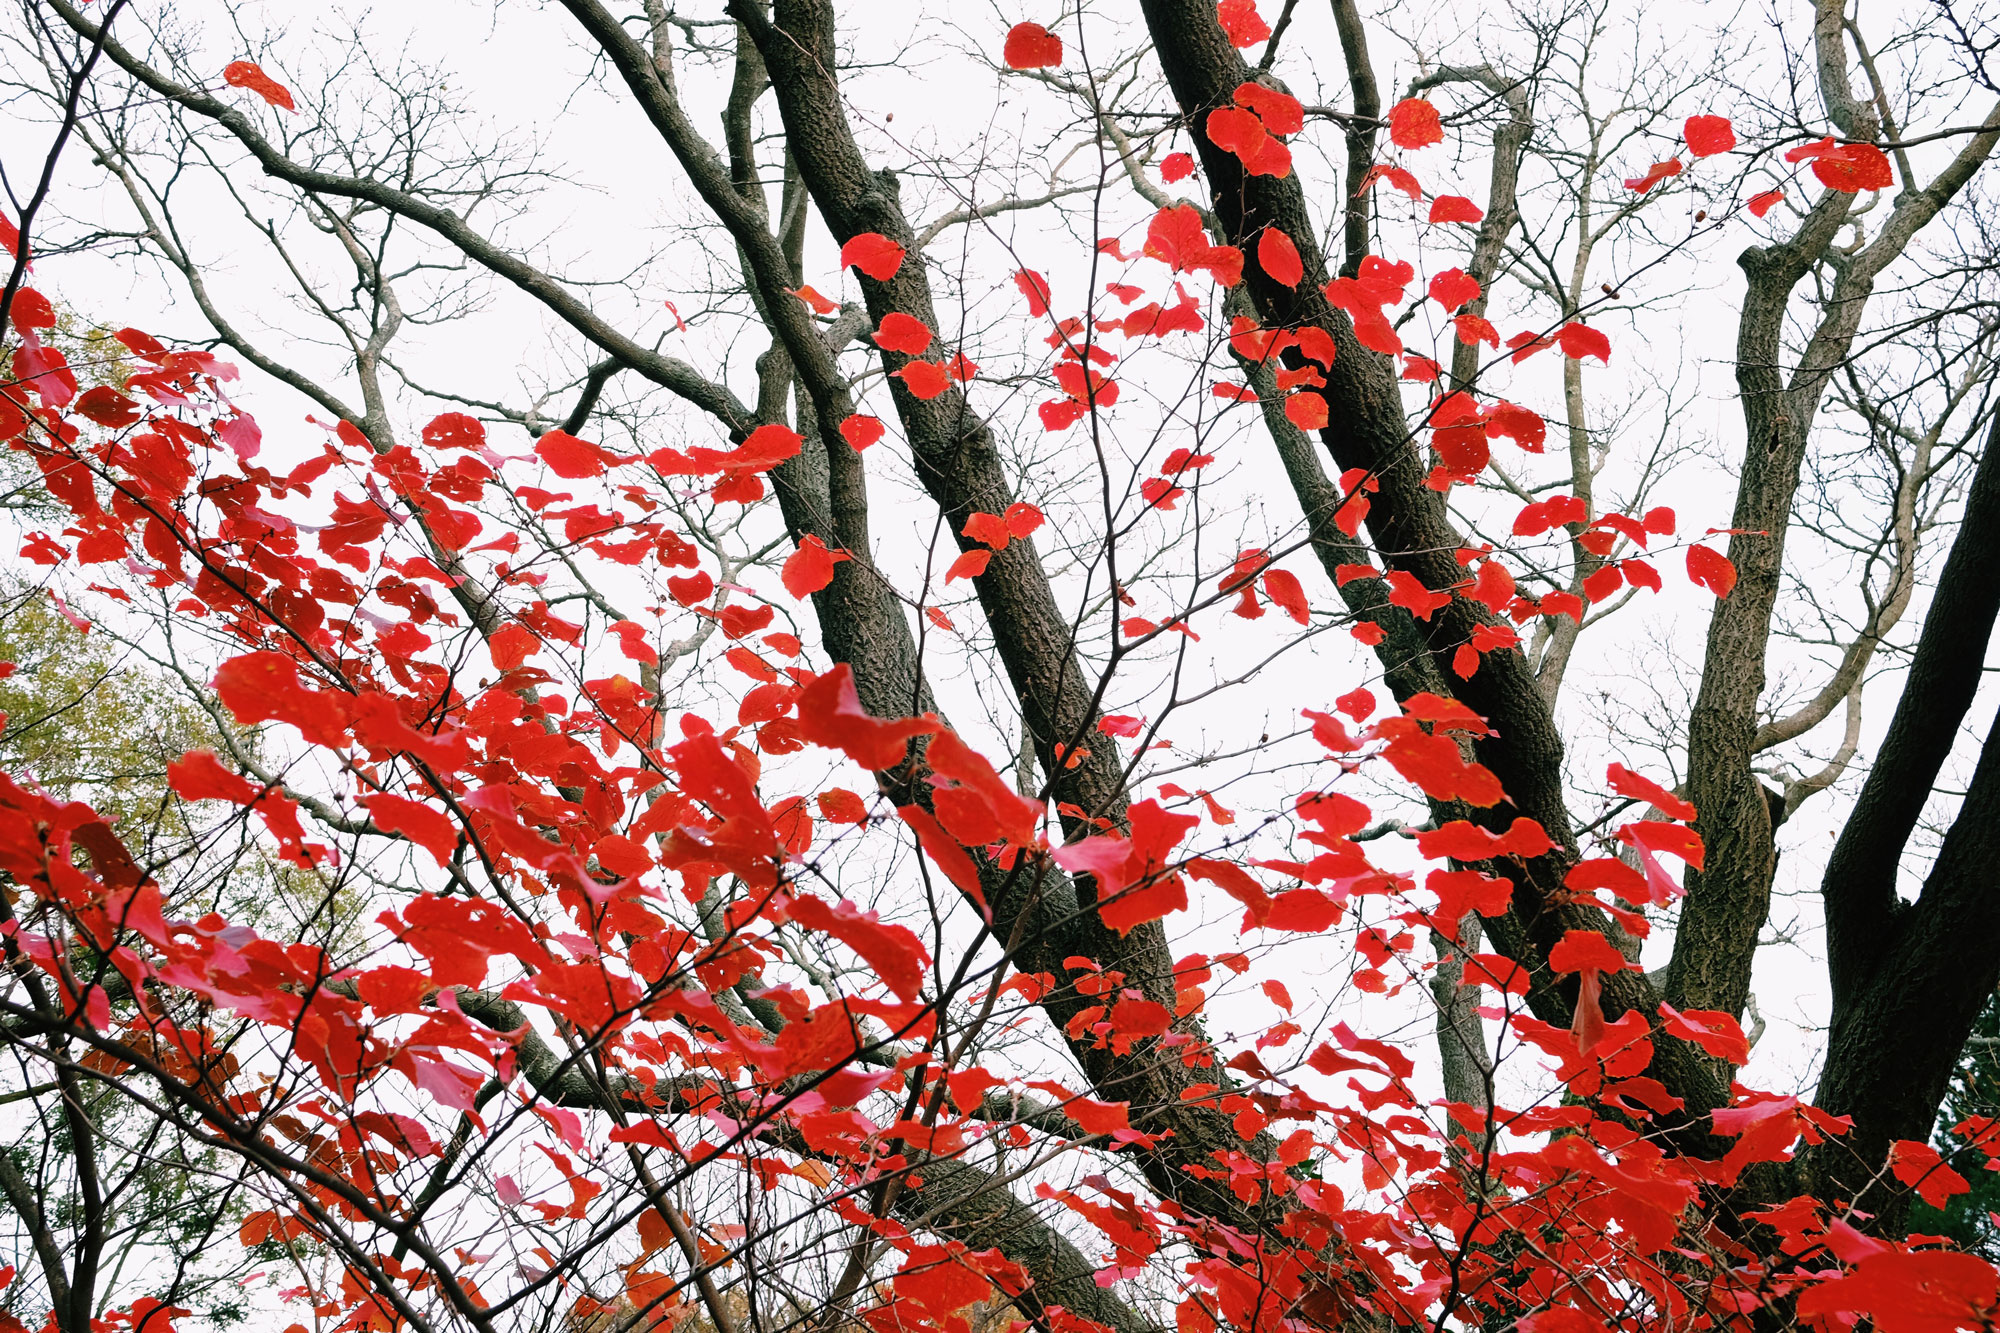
top-left (1098, 714), bottom-right (1144, 738)
top-left (1660, 1003), bottom-right (1750, 1064)
top-left (1606, 763), bottom-right (1696, 821)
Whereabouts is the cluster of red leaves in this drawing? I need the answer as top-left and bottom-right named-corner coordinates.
top-left (0, 68), bottom-right (1978, 1333)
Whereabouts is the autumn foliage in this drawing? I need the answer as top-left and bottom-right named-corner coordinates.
top-left (3, 4), bottom-right (1999, 1333)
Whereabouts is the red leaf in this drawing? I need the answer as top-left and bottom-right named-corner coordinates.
top-left (1013, 269), bottom-right (1053, 316)
top-left (1428, 267), bottom-right (1481, 312)
top-left (796, 664), bottom-right (937, 771)
top-left (360, 793), bottom-right (459, 868)
top-left (788, 284), bottom-right (839, 314)
top-left (1216, 0), bottom-right (1272, 47)
top-left (1385, 569), bottom-right (1449, 620)
top-left (1206, 106), bottom-right (1292, 178)
top-left (839, 414), bottom-right (885, 451)
top-left (1453, 314), bottom-right (1498, 348)
top-left (1388, 99), bottom-right (1444, 150)
top-left (872, 312), bottom-right (933, 355)
top-left (895, 359), bottom-right (951, 399)
top-left (1607, 763), bottom-right (1696, 821)
top-left (945, 548), bottom-right (991, 582)
top-left (1684, 114), bottom-right (1736, 157)
top-left (1618, 819), bottom-right (1706, 869)
top-left (1264, 887), bottom-right (1343, 932)
top-left (1161, 151), bottom-right (1195, 182)
top-left (536, 429), bottom-right (615, 478)
top-left (927, 728), bottom-right (1042, 849)
top-left (223, 60), bottom-right (295, 112)
top-left (1686, 543), bottom-right (1736, 597)
top-left (839, 232), bottom-right (906, 282)
top-left (167, 751), bottom-right (257, 804)
top-left (1262, 569), bottom-right (1308, 623)
top-left (1789, 138), bottom-right (1895, 192)
top-left (75, 386), bottom-right (141, 428)
top-left (1888, 1140), bottom-right (1973, 1208)
top-left (1747, 189), bottom-right (1785, 218)
top-left (817, 788), bottom-right (869, 824)
top-left (1187, 858), bottom-right (1272, 926)
top-left (1257, 227), bottom-right (1303, 287)
top-left (1004, 501), bottom-right (1044, 538)
top-left (1284, 391), bottom-right (1328, 431)
top-left (1262, 979), bottom-right (1293, 1011)
top-left (214, 652), bottom-right (350, 747)
top-left (1556, 322), bottom-right (1611, 362)
top-left (1660, 1003), bottom-right (1750, 1064)
top-left (962, 512), bottom-right (1012, 550)
top-left (1817, 143), bottom-right (1893, 191)
top-left (719, 603), bottom-right (774, 639)
top-left (1358, 164), bottom-right (1422, 198)
top-left (1549, 929), bottom-right (1628, 976)
top-left (1623, 158), bottom-right (1684, 193)
top-left (897, 804), bottom-right (987, 906)
top-left (1002, 21), bottom-right (1063, 69)
top-left (1567, 856), bottom-right (1651, 905)
top-left (783, 535), bottom-right (848, 598)
top-left (789, 894), bottom-right (930, 1001)
top-left (1235, 82), bottom-right (1303, 135)
top-left (1040, 398), bottom-right (1086, 432)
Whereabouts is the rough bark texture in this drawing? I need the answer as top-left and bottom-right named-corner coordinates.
top-left (1805, 417), bottom-right (2000, 1219)
top-left (1132, 0), bottom-right (1727, 1116)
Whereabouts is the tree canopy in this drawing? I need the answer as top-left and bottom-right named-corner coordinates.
top-left (1, 2), bottom-right (1999, 1333)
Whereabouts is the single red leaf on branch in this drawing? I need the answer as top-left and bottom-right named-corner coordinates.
top-left (1683, 114), bottom-right (1736, 157)
top-left (223, 61), bottom-right (296, 112)
top-left (1002, 22), bottom-right (1062, 69)
top-left (1388, 99), bottom-right (1444, 150)
top-left (1686, 543), bottom-right (1737, 597)
top-left (840, 232), bottom-right (906, 281)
